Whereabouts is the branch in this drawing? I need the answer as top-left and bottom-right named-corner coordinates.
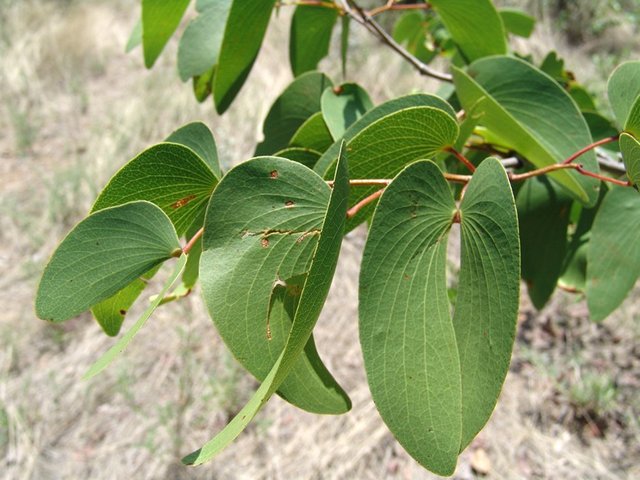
top-left (347, 188), bottom-right (385, 218)
top-left (341, 0), bottom-right (453, 83)
top-left (445, 146), bottom-right (476, 172)
top-left (562, 135), bottom-right (619, 165)
top-left (183, 227), bottom-right (204, 255)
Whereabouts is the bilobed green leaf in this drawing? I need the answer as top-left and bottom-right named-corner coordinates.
top-left (126, 19), bottom-right (142, 53)
top-left (289, 5), bottom-right (338, 77)
top-left (213, 0), bottom-right (277, 113)
top-left (255, 72), bottom-right (332, 155)
top-left (499, 8), bottom-right (535, 38)
top-left (343, 106), bottom-right (459, 226)
top-left (36, 201), bottom-right (181, 323)
top-left (83, 254), bottom-right (188, 380)
top-left (453, 56), bottom-right (600, 206)
top-left (92, 141), bottom-right (218, 236)
top-left (314, 93), bottom-right (456, 176)
top-left (359, 158), bottom-right (519, 473)
top-left (289, 111), bottom-right (333, 152)
top-left (165, 122), bottom-right (222, 178)
top-left (274, 147), bottom-right (321, 169)
top-left (429, 0), bottom-right (506, 62)
top-left (321, 83), bottom-right (374, 140)
top-left (359, 161), bottom-right (461, 476)
top-left (456, 157), bottom-right (520, 449)
top-left (607, 61), bottom-right (640, 130)
top-left (587, 186), bottom-right (640, 321)
top-left (141, 0), bottom-right (191, 68)
top-left (199, 155), bottom-right (350, 415)
top-left (517, 177), bottom-right (572, 309)
top-left (184, 145), bottom-right (349, 465)
top-left (620, 133), bottom-right (640, 187)
top-left (177, 1), bottom-right (232, 82)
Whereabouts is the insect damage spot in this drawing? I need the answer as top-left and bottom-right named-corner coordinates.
top-left (284, 200), bottom-right (294, 208)
top-left (119, 309), bottom-right (127, 315)
top-left (261, 238), bottom-right (269, 248)
top-left (270, 170), bottom-right (278, 179)
top-left (171, 194), bottom-right (197, 209)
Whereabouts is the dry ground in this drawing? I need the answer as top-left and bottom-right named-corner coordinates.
top-left (1, 1), bottom-right (639, 479)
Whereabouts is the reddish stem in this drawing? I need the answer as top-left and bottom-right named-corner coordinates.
top-left (562, 135), bottom-right (619, 165)
top-left (347, 189), bottom-right (385, 219)
top-left (183, 227), bottom-right (204, 255)
top-left (445, 147), bottom-right (476, 172)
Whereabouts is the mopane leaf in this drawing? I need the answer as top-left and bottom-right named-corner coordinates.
top-left (185, 145), bottom-right (349, 465)
top-left (587, 187), bottom-right (640, 321)
top-left (359, 160), bottom-right (461, 476)
top-left (607, 61), bottom-right (640, 130)
top-left (360, 158), bottom-right (519, 474)
top-left (343, 106), bottom-right (459, 226)
top-left (274, 147), bottom-right (321, 169)
top-left (83, 254), bottom-right (188, 380)
top-left (429, 0), bottom-right (506, 62)
top-left (289, 111), bottom-right (333, 153)
top-left (340, 15), bottom-right (349, 77)
top-left (517, 177), bottom-right (572, 309)
top-left (314, 93), bottom-right (456, 176)
top-left (289, 5), bottom-right (338, 77)
top-left (199, 156), bottom-right (350, 414)
top-left (36, 201), bottom-right (181, 323)
top-left (455, 158), bottom-right (520, 449)
top-left (141, 0), bottom-right (191, 68)
top-left (92, 141), bottom-right (218, 236)
top-left (165, 121), bottom-right (222, 179)
top-left (620, 133), bottom-right (640, 187)
top-left (213, 0), bottom-right (277, 113)
top-left (499, 8), bottom-right (535, 38)
top-left (392, 12), bottom-right (437, 64)
top-left (255, 72), bottom-right (332, 155)
top-left (321, 83), bottom-right (374, 140)
top-left (626, 97), bottom-right (640, 139)
top-left (453, 56), bottom-right (600, 206)
top-left (177, 0), bottom-right (232, 82)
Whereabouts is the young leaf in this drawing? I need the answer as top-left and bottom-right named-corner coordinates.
top-left (455, 157), bottom-right (520, 449)
top-left (255, 72), bottom-right (333, 155)
top-left (607, 61), bottom-right (640, 130)
top-left (499, 8), bottom-right (535, 38)
top-left (289, 111), bottom-right (333, 153)
top-left (92, 142), bottom-right (218, 236)
top-left (289, 5), bottom-right (338, 77)
top-left (213, 0), bottom-right (277, 113)
top-left (177, 0), bottom-right (232, 82)
top-left (321, 83), bottom-right (374, 140)
top-left (199, 156), bottom-right (350, 414)
top-left (165, 121), bottom-right (222, 179)
top-left (184, 144), bottom-right (349, 465)
top-left (453, 56), bottom-right (600, 206)
top-left (429, 0), bottom-right (507, 62)
top-left (359, 160), bottom-right (461, 476)
top-left (83, 254), bottom-right (188, 380)
top-left (517, 177), bottom-right (572, 309)
top-left (314, 93), bottom-right (456, 176)
top-left (141, 0), bottom-right (191, 68)
top-left (620, 133), bottom-right (640, 187)
top-left (36, 201), bottom-right (181, 323)
top-left (587, 186), bottom-right (640, 321)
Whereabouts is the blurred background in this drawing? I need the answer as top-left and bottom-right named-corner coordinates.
top-left (1, 1), bottom-right (639, 478)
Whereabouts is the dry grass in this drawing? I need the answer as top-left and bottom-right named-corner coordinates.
top-left (1, 1), bottom-right (639, 479)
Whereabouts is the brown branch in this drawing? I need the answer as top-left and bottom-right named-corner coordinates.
top-left (347, 189), bottom-right (385, 218)
top-left (369, 2), bottom-right (431, 17)
top-left (341, 0), bottom-right (452, 82)
top-left (183, 227), bottom-right (204, 255)
top-left (445, 146), bottom-right (476, 172)
top-left (562, 135), bottom-right (619, 165)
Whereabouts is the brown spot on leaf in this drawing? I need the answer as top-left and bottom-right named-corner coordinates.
top-left (261, 238), bottom-right (269, 248)
top-left (285, 200), bottom-right (294, 208)
top-left (270, 170), bottom-right (278, 179)
top-left (333, 85), bottom-right (344, 95)
top-left (119, 309), bottom-right (127, 316)
top-left (171, 194), bottom-right (197, 209)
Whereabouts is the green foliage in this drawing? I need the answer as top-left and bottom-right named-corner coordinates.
top-left (36, 1), bottom-right (640, 476)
